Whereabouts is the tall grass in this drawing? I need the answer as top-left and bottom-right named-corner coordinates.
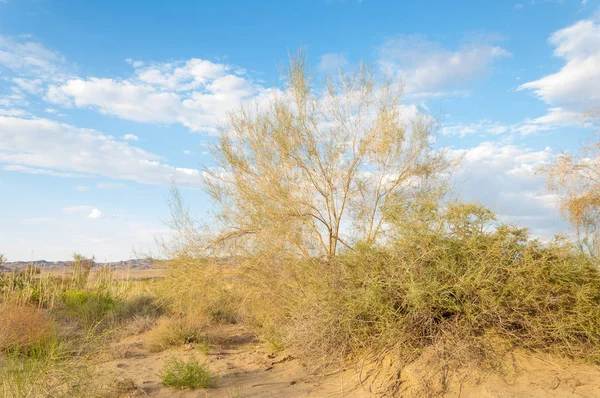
top-left (0, 256), bottom-right (163, 397)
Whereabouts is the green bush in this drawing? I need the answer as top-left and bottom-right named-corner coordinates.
top-left (159, 357), bottom-right (213, 389)
top-left (61, 289), bottom-right (119, 329)
top-left (246, 202), bottom-right (600, 392)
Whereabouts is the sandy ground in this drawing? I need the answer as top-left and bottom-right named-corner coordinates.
top-left (101, 324), bottom-right (365, 397)
top-left (98, 322), bottom-right (600, 398)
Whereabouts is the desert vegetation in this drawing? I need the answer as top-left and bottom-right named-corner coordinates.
top-left (3, 55), bottom-right (600, 397)
top-left (157, 55), bottom-right (600, 395)
top-left (0, 254), bottom-right (164, 397)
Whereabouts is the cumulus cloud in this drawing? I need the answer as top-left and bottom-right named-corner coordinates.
top-left (0, 37), bottom-right (277, 135)
top-left (88, 208), bottom-right (102, 219)
top-left (0, 116), bottom-right (204, 188)
top-left (519, 19), bottom-right (600, 109)
top-left (46, 58), bottom-right (276, 134)
top-left (378, 35), bottom-right (510, 96)
top-left (450, 141), bottom-right (567, 237)
top-left (120, 134), bottom-right (138, 141)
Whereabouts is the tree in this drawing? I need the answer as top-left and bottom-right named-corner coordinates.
top-left (204, 53), bottom-right (451, 259)
top-left (545, 107), bottom-right (600, 255)
top-left (0, 253), bottom-right (6, 265)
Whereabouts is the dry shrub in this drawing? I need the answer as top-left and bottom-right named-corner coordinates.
top-left (262, 203), bottom-right (600, 393)
top-left (0, 304), bottom-right (55, 353)
top-left (158, 255), bottom-right (244, 324)
top-left (146, 315), bottom-right (210, 352)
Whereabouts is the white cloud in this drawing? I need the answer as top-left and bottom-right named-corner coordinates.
top-left (0, 35), bottom-right (71, 108)
top-left (0, 35), bottom-right (66, 74)
top-left (378, 35), bottom-right (510, 96)
top-left (3, 164), bottom-right (83, 178)
top-left (125, 58), bottom-right (144, 68)
top-left (46, 58), bottom-right (275, 134)
top-left (183, 150), bottom-right (191, 155)
top-left (442, 107), bottom-right (585, 137)
top-left (519, 19), bottom-right (600, 109)
top-left (450, 141), bottom-right (567, 237)
top-left (513, 107), bottom-right (584, 134)
top-left (44, 108), bottom-right (66, 116)
top-left (0, 108), bottom-right (29, 117)
top-left (75, 185), bottom-right (89, 191)
top-left (1, 38), bottom-right (274, 135)
top-left (88, 208), bottom-right (102, 219)
top-left (0, 116), bottom-right (204, 188)
top-left (134, 58), bottom-right (229, 91)
top-left (318, 52), bottom-right (349, 72)
top-left (442, 119), bottom-right (509, 137)
top-left (121, 133), bottom-right (138, 141)
top-left (12, 78), bottom-right (44, 95)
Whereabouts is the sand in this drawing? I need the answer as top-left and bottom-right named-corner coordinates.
top-left (98, 323), bottom-right (600, 397)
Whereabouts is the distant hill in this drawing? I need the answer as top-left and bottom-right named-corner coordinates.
top-left (2, 258), bottom-right (158, 271)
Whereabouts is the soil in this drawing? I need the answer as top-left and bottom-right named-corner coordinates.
top-left (100, 324), bottom-right (600, 397)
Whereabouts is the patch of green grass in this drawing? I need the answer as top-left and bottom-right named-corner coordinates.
top-left (159, 356), bottom-right (213, 389)
top-left (61, 288), bottom-right (119, 329)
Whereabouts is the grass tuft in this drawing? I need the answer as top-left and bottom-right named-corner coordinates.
top-left (146, 315), bottom-right (210, 352)
top-left (159, 356), bottom-right (213, 389)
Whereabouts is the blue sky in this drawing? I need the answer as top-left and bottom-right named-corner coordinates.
top-left (1, 0), bottom-right (599, 261)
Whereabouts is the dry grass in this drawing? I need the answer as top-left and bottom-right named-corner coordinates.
top-left (146, 315), bottom-right (211, 352)
top-left (0, 304), bottom-right (56, 354)
top-left (0, 260), bottom-right (163, 397)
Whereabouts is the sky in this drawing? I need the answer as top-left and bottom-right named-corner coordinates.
top-left (0, 0), bottom-right (599, 261)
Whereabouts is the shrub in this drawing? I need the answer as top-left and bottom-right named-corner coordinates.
top-left (159, 356), bottom-right (213, 389)
top-left (262, 203), bottom-right (600, 392)
top-left (158, 255), bottom-right (243, 324)
top-left (146, 315), bottom-right (209, 352)
top-left (61, 288), bottom-right (119, 329)
top-left (0, 305), bottom-right (56, 356)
